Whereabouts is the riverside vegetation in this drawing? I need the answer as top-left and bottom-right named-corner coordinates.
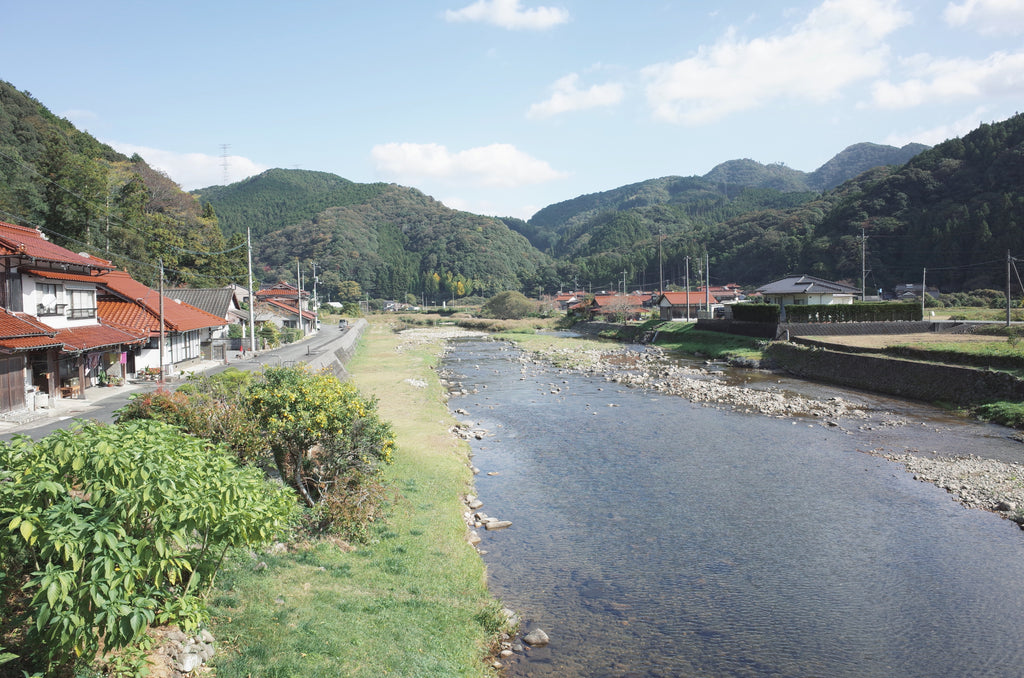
top-left (0, 354), bottom-right (489, 677)
top-left (193, 320), bottom-right (504, 677)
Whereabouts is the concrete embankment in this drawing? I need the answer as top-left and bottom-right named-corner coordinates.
top-left (303, 318), bottom-right (367, 378)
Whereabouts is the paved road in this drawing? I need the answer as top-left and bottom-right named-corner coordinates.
top-left (0, 326), bottom-right (356, 443)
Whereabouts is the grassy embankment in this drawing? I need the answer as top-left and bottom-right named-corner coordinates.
top-left (591, 318), bottom-right (766, 361)
top-left (206, 318), bottom-right (503, 678)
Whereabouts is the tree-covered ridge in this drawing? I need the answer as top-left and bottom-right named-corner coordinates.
top-left (252, 181), bottom-right (557, 301)
top-left (806, 113), bottom-right (1024, 292)
top-left (808, 142), bottom-right (928, 192)
top-left (192, 169), bottom-right (391, 240)
top-left (0, 81), bottom-right (242, 288)
top-left (526, 142), bottom-right (929, 247)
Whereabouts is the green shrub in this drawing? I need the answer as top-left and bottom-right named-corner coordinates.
top-left (258, 323), bottom-right (281, 348)
top-left (0, 420), bottom-right (295, 675)
top-left (116, 373), bottom-right (264, 465)
top-left (480, 291), bottom-right (536, 319)
top-left (785, 301), bottom-right (921, 323)
top-left (975, 401), bottom-right (1024, 428)
top-left (732, 303), bottom-right (780, 323)
top-left (245, 366), bottom-right (395, 538)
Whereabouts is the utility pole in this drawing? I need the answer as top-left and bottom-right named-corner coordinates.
top-left (158, 259), bottom-right (165, 383)
top-left (705, 251), bottom-right (710, 313)
top-left (685, 256), bottom-right (690, 321)
top-left (658, 225), bottom-right (664, 294)
top-left (1008, 250), bottom-right (1013, 327)
top-left (296, 259), bottom-right (304, 336)
top-left (311, 262), bottom-right (318, 331)
top-left (621, 270), bottom-right (627, 295)
top-left (861, 227), bottom-right (867, 301)
top-left (247, 227), bottom-right (256, 353)
top-left (922, 267), bottom-right (927, 319)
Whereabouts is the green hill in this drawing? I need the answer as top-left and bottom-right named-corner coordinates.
top-left (0, 80), bottom-right (241, 287)
top-left (198, 170), bottom-right (557, 301)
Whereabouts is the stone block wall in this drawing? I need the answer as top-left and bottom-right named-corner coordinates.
top-left (765, 342), bottom-right (1024, 405)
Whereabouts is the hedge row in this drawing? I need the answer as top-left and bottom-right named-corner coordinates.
top-left (784, 302), bottom-right (922, 323)
top-left (731, 304), bottom-right (780, 323)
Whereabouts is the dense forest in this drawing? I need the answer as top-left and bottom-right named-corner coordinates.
top-left (2, 77), bottom-right (1022, 301)
top-left (0, 81), bottom-right (242, 287)
top-left (197, 169), bottom-right (557, 301)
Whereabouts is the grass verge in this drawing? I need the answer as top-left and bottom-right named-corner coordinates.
top-left (206, 318), bottom-right (503, 678)
top-left (645, 321), bottom-right (766, 361)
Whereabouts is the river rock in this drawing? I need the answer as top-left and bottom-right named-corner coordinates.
top-left (485, 520), bottom-right (513, 530)
top-left (523, 628), bottom-right (550, 646)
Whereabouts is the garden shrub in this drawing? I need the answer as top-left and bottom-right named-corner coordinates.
top-left (0, 420), bottom-right (295, 675)
top-left (245, 366), bottom-right (395, 522)
top-left (115, 372), bottom-right (264, 465)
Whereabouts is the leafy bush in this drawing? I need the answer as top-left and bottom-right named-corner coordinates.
top-left (258, 322), bottom-right (281, 348)
top-left (785, 301), bottom-right (921, 323)
top-left (975, 401), bottom-right (1024, 429)
top-left (0, 420), bottom-right (295, 675)
top-left (245, 366), bottom-right (395, 521)
top-left (480, 291), bottom-right (536, 319)
top-left (731, 303), bottom-right (780, 323)
top-left (116, 371), bottom-right (264, 465)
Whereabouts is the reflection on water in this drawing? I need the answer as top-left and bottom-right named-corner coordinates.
top-left (446, 339), bottom-right (1024, 677)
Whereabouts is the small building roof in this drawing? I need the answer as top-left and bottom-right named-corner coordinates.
top-left (756, 275), bottom-right (860, 296)
top-left (54, 323), bottom-right (148, 352)
top-left (166, 288), bottom-right (237, 320)
top-left (0, 309), bottom-right (62, 352)
top-left (0, 221), bottom-right (113, 270)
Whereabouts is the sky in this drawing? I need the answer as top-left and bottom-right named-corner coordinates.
top-left (3, 0), bottom-right (1023, 221)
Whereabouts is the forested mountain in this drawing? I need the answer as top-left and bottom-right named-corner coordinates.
top-left (805, 115), bottom-right (1024, 292)
top-left (2, 76), bottom-right (1020, 301)
top-left (808, 142), bottom-right (928, 191)
top-left (525, 142), bottom-right (927, 251)
top-left (0, 80), bottom-right (242, 287)
top-left (193, 169), bottom-right (390, 240)
top-left (197, 169), bottom-right (557, 301)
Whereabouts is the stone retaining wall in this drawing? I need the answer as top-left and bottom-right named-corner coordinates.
top-left (765, 342), bottom-right (1024, 405)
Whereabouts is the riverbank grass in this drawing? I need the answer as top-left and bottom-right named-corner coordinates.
top-left (646, 321), bottom-right (765, 360)
top-left (206, 319), bottom-right (501, 677)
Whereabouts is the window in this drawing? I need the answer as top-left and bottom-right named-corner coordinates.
top-left (67, 287), bottom-right (97, 319)
top-left (36, 283), bottom-right (65, 316)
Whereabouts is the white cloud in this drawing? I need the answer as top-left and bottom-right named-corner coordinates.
top-left (642, 0), bottom-right (911, 125)
top-left (371, 142), bottom-right (566, 187)
top-left (883, 107), bottom-right (990, 146)
top-left (944, 0), bottom-right (1024, 35)
top-left (445, 0), bottom-right (569, 30)
top-left (871, 50), bottom-right (1024, 108)
top-left (527, 73), bottom-right (625, 119)
top-left (107, 142), bottom-right (270, 190)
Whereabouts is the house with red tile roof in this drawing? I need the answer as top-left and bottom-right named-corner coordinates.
top-left (0, 221), bottom-right (229, 414)
top-left (254, 281), bottom-right (317, 334)
top-left (576, 293), bottom-right (653, 321)
top-left (655, 285), bottom-right (747, 321)
top-left (0, 221), bottom-right (149, 411)
top-left (96, 270), bottom-right (227, 375)
top-left (655, 291), bottom-right (711, 321)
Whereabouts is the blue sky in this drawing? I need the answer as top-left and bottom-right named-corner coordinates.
top-left (4, 0), bottom-right (1023, 220)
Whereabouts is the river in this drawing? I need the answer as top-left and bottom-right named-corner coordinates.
top-left (443, 337), bottom-right (1024, 677)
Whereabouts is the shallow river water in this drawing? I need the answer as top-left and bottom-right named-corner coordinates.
top-left (444, 338), bottom-right (1024, 678)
